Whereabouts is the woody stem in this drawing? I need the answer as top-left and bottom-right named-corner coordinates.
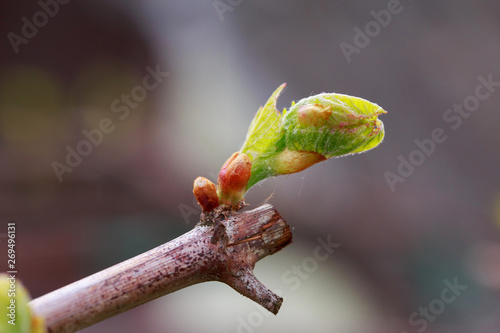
top-left (29, 204), bottom-right (292, 333)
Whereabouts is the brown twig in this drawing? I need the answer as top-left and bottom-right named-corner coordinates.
top-left (29, 204), bottom-right (292, 333)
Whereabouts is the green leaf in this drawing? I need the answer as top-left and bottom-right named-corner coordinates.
top-left (240, 83), bottom-right (285, 161)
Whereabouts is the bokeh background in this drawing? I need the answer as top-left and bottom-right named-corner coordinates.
top-left (1, 1), bottom-right (500, 332)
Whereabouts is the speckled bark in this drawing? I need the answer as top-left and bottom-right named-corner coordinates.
top-left (29, 204), bottom-right (292, 333)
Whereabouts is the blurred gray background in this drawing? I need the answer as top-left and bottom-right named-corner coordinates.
top-left (1, 1), bottom-right (500, 332)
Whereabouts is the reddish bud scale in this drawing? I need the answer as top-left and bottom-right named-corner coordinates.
top-left (273, 148), bottom-right (326, 175)
top-left (193, 177), bottom-right (219, 212)
top-left (217, 152), bottom-right (252, 208)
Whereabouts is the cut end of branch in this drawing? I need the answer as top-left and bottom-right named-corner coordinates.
top-left (215, 204), bottom-right (292, 314)
top-left (224, 268), bottom-right (283, 315)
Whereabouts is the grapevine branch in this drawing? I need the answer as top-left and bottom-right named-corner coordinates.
top-left (29, 204), bottom-right (292, 333)
top-left (26, 84), bottom-right (387, 333)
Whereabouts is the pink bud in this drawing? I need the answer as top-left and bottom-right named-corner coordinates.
top-left (217, 152), bottom-right (252, 208)
top-left (193, 177), bottom-right (219, 212)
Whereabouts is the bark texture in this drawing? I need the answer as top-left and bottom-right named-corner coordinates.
top-left (29, 204), bottom-right (292, 333)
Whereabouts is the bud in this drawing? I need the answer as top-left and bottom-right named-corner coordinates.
top-left (281, 93), bottom-right (386, 159)
top-left (297, 104), bottom-right (332, 127)
top-left (272, 148), bottom-right (326, 175)
top-left (240, 84), bottom-right (386, 189)
top-left (193, 177), bottom-right (219, 212)
top-left (217, 152), bottom-right (252, 208)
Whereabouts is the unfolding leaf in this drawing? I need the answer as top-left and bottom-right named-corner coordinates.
top-left (240, 83), bottom-right (285, 161)
top-left (280, 93), bottom-right (386, 158)
top-left (239, 85), bottom-right (386, 189)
